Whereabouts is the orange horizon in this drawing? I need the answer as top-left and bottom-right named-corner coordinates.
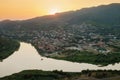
top-left (0, 0), bottom-right (120, 20)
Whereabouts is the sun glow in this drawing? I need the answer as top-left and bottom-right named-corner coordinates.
top-left (0, 0), bottom-right (120, 20)
top-left (49, 8), bottom-right (59, 15)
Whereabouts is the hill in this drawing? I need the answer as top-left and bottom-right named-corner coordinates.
top-left (0, 3), bottom-right (120, 30)
top-left (0, 37), bottom-right (20, 61)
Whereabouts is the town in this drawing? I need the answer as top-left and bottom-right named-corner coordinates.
top-left (0, 22), bottom-right (120, 57)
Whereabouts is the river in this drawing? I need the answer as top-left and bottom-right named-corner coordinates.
top-left (0, 42), bottom-right (120, 77)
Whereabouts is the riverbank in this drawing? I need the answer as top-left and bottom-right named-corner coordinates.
top-left (0, 37), bottom-right (20, 61)
top-left (0, 70), bottom-right (120, 80)
top-left (47, 50), bottom-right (120, 66)
top-left (0, 42), bottom-right (120, 78)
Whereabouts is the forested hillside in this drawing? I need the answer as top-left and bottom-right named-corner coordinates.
top-left (0, 37), bottom-right (20, 61)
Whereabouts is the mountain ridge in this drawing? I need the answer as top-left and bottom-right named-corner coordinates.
top-left (0, 3), bottom-right (120, 27)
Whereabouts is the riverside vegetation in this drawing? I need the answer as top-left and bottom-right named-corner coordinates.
top-left (0, 70), bottom-right (120, 80)
top-left (50, 50), bottom-right (120, 66)
top-left (0, 37), bottom-right (20, 61)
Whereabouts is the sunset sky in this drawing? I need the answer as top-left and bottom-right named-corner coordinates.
top-left (0, 0), bottom-right (120, 20)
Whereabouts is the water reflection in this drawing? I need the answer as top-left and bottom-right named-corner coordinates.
top-left (0, 42), bottom-right (120, 77)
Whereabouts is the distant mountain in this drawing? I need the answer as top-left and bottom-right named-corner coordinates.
top-left (20, 3), bottom-right (120, 26)
top-left (69, 3), bottom-right (120, 25)
top-left (0, 3), bottom-right (120, 30)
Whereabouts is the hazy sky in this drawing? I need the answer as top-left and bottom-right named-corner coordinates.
top-left (0, 0), bottom-right (120, 20)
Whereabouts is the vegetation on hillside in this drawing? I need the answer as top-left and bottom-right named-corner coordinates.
top-left (51, 50), bottom-right (120, 66)
top-left (0, 70), bottom-right (120, 80)
top-left (0, 37), bottom-right (20, 61)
